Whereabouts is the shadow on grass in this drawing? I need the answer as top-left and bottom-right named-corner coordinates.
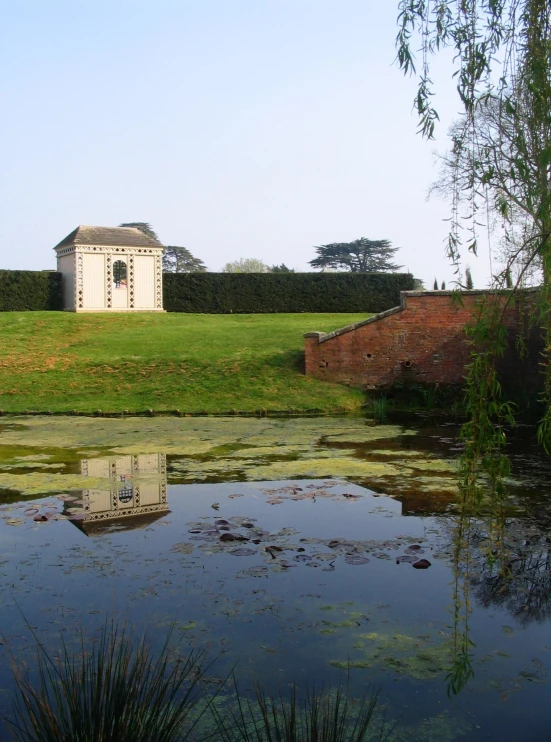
top-left (262, 350), bottom-right (305, 373)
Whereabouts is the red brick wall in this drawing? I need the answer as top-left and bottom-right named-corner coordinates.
top-left (304, 291), bottom-right (539, 389)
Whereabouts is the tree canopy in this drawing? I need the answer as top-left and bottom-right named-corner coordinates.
top-left (396, 0), bottom-right (551, 288)
top-left (163, 246), bottom-right (207, 273)
top-left (309, 238), bottom-right (402, 273)
top-left (120, 223), bottom-right (206, 273)
top-left (221, 258), bottom-right (270, 273)
top-left (396, 0), bottom-right (551, 449)
top-left (430, 94), bottom-right (545, 287)
top-left (119, 222), bottom-right (160, 242)
top-left (270, 263), bottom-right (295, 273)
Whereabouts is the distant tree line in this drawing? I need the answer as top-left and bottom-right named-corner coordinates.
top-left (220, 258), bottom-right (295, 273)
top-left (431, 268), bottom-right (476, 291)
top-left (309, 237), bottom-right (402, 273)
top-left (123, 224), bottom-right (413, 278)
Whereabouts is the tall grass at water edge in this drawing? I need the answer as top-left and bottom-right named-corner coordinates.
top-left (372, 397), bottom-right (388, 424)
top-left (4, 623), bottom-right (388, 742)
top-left (6, 623), bottom-right (207, 742)
top-left (211, 678), bottom-right (390, 742)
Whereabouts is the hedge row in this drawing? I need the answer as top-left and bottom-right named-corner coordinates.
top-left (0, 271), bottom-right (63, 311)
top-left (163, 272), bottom-right (414, 313)
top-left (0, 270), bottom-right (414, 313)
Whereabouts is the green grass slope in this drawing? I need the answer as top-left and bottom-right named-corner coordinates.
top-left (0, 312), bottom-right (368, 414)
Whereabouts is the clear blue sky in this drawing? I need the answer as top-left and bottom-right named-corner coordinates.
top-left (0, 0), bottom-right (493, 287)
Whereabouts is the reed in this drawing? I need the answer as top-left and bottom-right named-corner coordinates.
top-left (211, 677), bottom-right (388, 742)
top-left (8, 622), bottom-right (208, 742)
top-left (372, 396), bottom-right (388, 424)
top-left (7, 625), bottom-right (387, 742)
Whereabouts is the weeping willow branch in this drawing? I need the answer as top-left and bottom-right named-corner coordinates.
top-left (397, 3), bottom-right (551, 695)
top-left (396, 0), bottom-right (551, 454)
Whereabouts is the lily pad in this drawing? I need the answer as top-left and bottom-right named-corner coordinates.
top-left (345, 555), bottom-right (370, 565)
top-left (237, 566), bottom-right (269, 578)
top-left (171, 542), bottom-right (194, 555)
top-left (229, 548), bottom-right (257, 556)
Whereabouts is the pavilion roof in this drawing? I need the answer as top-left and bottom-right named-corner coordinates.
top-left (54, 225), bottom-right (163, 249)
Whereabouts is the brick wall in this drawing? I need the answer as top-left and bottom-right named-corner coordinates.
top-left (304, 290), bottom-right (541, 390)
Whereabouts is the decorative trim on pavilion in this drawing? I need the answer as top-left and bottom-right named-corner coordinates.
top-left (54, 225), bottom-right (164, 312)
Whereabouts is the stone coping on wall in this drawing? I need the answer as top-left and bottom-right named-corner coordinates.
top-left (303, 288), bottom-right (537, 344)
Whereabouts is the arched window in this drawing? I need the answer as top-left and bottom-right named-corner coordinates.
top-left (118, 486), bottom-right (134, 504)
top-left (113, 260), bottom-right (127, 288)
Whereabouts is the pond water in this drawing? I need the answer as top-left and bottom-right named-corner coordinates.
top-left (0, 415), bottom-right (550, 740)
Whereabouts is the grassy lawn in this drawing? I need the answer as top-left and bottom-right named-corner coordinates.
top-left (0, 312), bottom-right (368, 414)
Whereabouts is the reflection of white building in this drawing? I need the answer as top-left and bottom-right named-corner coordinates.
top-left (68, 454), bottom-right (168, 535)
top-left (54, 225), bottom-right (164, 312)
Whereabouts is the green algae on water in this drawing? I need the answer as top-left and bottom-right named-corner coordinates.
top-left (330, 631), bottom-right (452, 681)
top-left (0, 417), bottom-right (413, 455)
top-left (0, 417), bottom-right (464, 513)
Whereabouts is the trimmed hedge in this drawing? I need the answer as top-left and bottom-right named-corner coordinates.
top-left (163, 272), bottom-right (415, 313)
top-left (0, 270), bottom-right (63, 311)
top-left (0, 270), bottom-right (414, 313)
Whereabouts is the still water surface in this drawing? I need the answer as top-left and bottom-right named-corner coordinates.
top-left (0, 416), bottom-right (550, 740)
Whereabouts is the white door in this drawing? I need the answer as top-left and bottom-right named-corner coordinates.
top-left (134, 255), bottom-right (156, 309)
top-left (82, 253), bottom-right (106, 309)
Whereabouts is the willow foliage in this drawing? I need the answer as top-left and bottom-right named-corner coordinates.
top-left (396, 0), bottom-right (551, 697)
top-left (396, 0), bottom-right (551, 443)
